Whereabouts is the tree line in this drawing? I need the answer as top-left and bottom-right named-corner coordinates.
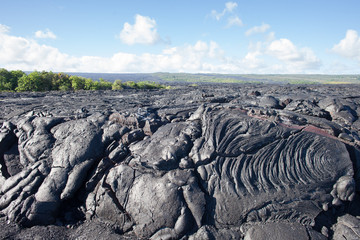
top-left (0, 68), bottom-right (168, 92)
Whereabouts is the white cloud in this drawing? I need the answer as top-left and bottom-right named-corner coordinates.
top-left (266, 38), bottom-right (321, 70)
top-left (332, 29), bottom-right (360, 61)
top-left (267, 39), bottom-right (301, 61)
top-left (225, 2), bottom-right (238, 12)
top-left (0, 31), bottom-right (74, 71)
top-left (35, 29), bottom-right (57, 39)
top-left (0, 28), bottom-right (230, 73)
top-left (226, 16), bottom-right (243, 28)
top-left (245, 23), bottom-right (270, 36)
top-left (211, 2), bottom-right (238, 20)
top-left (158, 40), bottom-right (225, 72)
top-left (0, 25), bottom-right (326, 74)
top-left (0, 24), bottom-right (10, 33)
top-left (119, 14), bottom-right (161, 45)
top-left (266, 32), bottom-right (276, 42)
top-left (243, 51), bottom-right (264, 70)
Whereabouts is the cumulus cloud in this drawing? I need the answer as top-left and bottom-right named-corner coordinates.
top-left (332, 29), bottom-right (360, 61)
top-left (245, 23), bottom-right (270, 36)
top-left (35, 29), bottom-right (57, 39)
top-left (266, 38), bottom-right (321, 70)
top-left (0, 27), bottom-right (230, 73)
top-left (0, 30), bottom-right (74, 71)
top-left (0, 24), bottom-right (10, 33)
top-left (211, 1), bottom-right (238, 20)
top-left (0, 25), bottom-right (324, 74)
top-left (119, 14), bottom-right (161, 45)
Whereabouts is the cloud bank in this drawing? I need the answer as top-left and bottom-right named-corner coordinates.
top-left (0, 23), bottom-right (334, 74)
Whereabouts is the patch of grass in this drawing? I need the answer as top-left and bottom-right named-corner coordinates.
top-left (327, 81), bottom-right (352, 84)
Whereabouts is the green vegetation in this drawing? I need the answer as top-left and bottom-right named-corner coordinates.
top-left (0, 68), bottom-right (169, 92)
top-left (0, 69), bottom-right (26, 91)
top-left (152, 72), bottom-right (360, 85)
top-left (112, 80), bottom-right (123, 90)
top-left (122, 80), bottom-right (170, 89)
top-left (2, 68), bottom-right (359, 92)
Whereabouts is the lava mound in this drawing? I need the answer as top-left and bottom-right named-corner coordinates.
top-left (0, 84), bottom-right (360, 239)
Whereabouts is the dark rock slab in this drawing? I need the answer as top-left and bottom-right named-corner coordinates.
top-left (243, 222), bottom-right (327, 240)
top-left (0, 84), bottom-right (360, 239)
top-left (333, 214), bottom-right (360, 240)
top-left (191, 106), bottom-right (354, 228)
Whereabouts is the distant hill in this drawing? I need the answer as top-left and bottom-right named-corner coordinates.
top-left (24, 72), bottom-right (360, 84)
top-left (151, 73), bottom-right (360, 84)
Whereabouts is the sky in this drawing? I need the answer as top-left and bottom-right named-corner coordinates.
top-left (1, 0), bottom-right (360, 74)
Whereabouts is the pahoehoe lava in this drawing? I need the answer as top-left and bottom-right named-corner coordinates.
top-left (0, 84), bottom-right (360, 239)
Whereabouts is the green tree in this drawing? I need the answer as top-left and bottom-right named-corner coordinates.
top-left (39, 71), bottom-right (55, 91)
top-left (0, 68), bottom-right (12, 91)
top-left (16, 71), bottom-right (52, 91)
top-left (52, 73), bottom-right (72, 91)
top-left (0, 68), bottom-right (24, 91)
top-left (9, 70), bottom-right (25, 90)
top-left (16, 74), bottom-right (35, 91)
top-left (0, 75), bottom-right (11, 91)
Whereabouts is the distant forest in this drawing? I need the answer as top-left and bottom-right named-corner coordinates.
top-left (0, 68), bottom-right (169, 92)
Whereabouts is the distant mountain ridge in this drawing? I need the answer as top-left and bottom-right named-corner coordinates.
top-left (24, 72), bottom-right (360, 84)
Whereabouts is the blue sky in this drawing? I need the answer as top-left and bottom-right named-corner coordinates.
top-left (1, 0), bottom-right (360, 73)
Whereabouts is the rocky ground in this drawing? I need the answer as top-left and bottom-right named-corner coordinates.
top-left (0, 84), bottom-right (360, 240)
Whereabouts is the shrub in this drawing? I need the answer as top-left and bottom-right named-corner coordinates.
top-left (70, 76), bottom-right (86, 90)
top-left (123, 81), bottom-right (137, 89)
top-left (98, 78), bottom-right (112, 90)
top-left (84, 78), bottom-right (94, 90)
top-left (112, 79), bottom-right (123, 90)
top-left (136, 81), bottom-right (162, 89)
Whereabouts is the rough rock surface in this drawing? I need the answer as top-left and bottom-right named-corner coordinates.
top-left (0, 84), bottom-right (360, 239)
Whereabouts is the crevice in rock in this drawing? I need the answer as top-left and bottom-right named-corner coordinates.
top-left (345, 144), bottom-right (360, 192)
top-left (100, 179), bottom-right (133, 233)
top-left (192, 166), bottom-right (212, 226)
top-left (0, 156), bottom-right (11, 179)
